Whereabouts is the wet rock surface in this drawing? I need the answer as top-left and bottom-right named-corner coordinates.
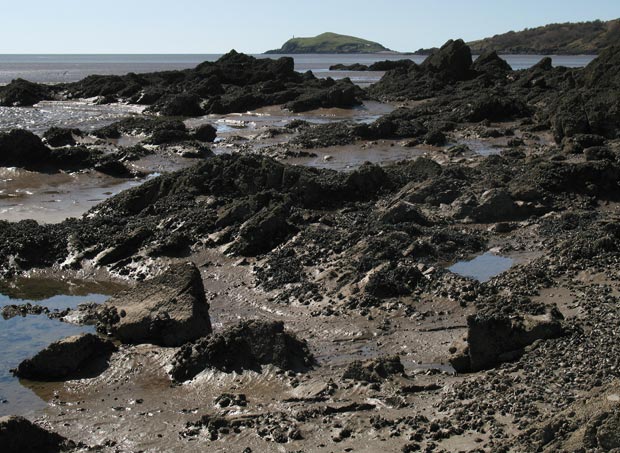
top-left (12, 333), bottom-right (116, 381)
top-left (96, 262), bottom-right (212, 347)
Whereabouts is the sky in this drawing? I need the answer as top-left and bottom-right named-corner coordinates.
top-left (0, 0), bottom-right (618, 54)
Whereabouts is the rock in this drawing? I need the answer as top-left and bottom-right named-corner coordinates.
top-left (423, 129), bottom-right (447, 146)
top-left (420, 39), bottom-right (473, 81)
top-left (0, 416), bottom-right (70, 453)
top-left (193, 124), bottom-right (217, 142)
top-left (12, 333), bottom-right (116, 381)
top-left (584, 409), bottom-right (620, 450)
top-left (43, 127), bottom-right (82, 147)
top-left (362, 262), bottom-right (424, 298)
top-left (0, 129), bottom-right (49, 167)
top-left (97, 262), bottom-right (212, 347)
top-left (342, 355), bottom-right (405, 382)
top-left (227, 205), bottom-right (296, 256)
top-left (379, 200), bottom-right (430, 225)
top-left (584, 146), bottom-right (615, 161)
top-left (150, 93), bottom-right (204, 117)
top-left (169, 320), bottom-right (313, 382)
top-left (283, 79), bottom-right (363, 112)
top-left (329, 63), bottom-right (369, 71)
top-left (449, 308), bottom-right (564, 372)
top-left (472, 50), bottom-right (512, 74)
top-left (0, 78), bottom-right (52, 106)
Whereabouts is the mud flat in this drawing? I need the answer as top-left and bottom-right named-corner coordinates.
top-left (0, 41), bottom-right (619, 452)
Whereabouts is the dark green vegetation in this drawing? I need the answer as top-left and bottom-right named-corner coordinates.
top-left (416, 19), bottom-right (620, 55)
top-left (265, 32), bottom-right (391, 54)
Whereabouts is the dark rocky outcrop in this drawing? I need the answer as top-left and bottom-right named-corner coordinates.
top-left (342, 356), bottom-right (405, 382)
top-left (170, 320), bottom-right (313, 382)
top-left (329, 60), bottom-right (415, 72)
top-left (0, 416), bottom-right (71, 453)
top-left (449, 308), bottom-right (565, 373)
top-left (96, 262), bottom-right (212, 347)
top-left (0, 78), bottom-right (52, 106)
top-left (43, 127), bottom-right (83, 147)
top-left (12, 333), bottom-right (116, 381)
top-left (0, 129), bottom-right (135, 176)
top-left (2, 51), bottom-right (364, 116)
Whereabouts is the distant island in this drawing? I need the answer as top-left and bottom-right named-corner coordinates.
top-left (415, 19), bottom-right (619, 55)
top-left (265, 32), bottom-right (392, 54)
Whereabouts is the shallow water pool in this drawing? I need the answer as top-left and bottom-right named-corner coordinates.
top-left (448, 252), bottom-right (515, 283)
top-left (0, 279), bottom-right (120, 417)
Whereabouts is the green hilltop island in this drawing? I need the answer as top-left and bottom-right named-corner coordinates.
top-left (265, 32), bottom-right (394, 54)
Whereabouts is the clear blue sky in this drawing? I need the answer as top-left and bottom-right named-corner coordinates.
top-left (1, 0), bottom-right (618, 53)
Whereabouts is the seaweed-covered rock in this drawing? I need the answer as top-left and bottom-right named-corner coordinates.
top-left (193, 124), bottom-right (217, 142)
top-left (12, 333), bottom-right (116, 381)
top-left (170, 320), bottom-right (313, 381)
top-left (0, 78), bottom-right (52, 106)
top-left (43, 127), bottom-right (82, 147)
top-left (96, 262), bottom-right (211, 347)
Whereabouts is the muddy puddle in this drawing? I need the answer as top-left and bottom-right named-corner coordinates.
top-left (287, 141), bottom-right (431, 171)
top-left (0, 152), bottom-right (198, 223)
top-left (0, 278), bottom-right (123, 417)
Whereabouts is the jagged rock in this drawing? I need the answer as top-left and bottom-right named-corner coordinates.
top-left (449, 308), bottom-right (564, 372)
top-left (472, 50), bottom-right (512, 74)
top-left (12, 333), bottom-right (116, 381)
top-left (342, 356), bottom-right (405, 382)
top-left (169, 320), bottom-right (313, 382)
top-left (420, 39), bottom-right (473, 81)
top-left (96, 262), bottom-right (212, 347)
top-left (0, 416), bottom-right (70, 453)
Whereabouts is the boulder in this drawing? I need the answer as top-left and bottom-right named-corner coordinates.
top-left (342, 356), bottom-right (405, 383)
top-left (0, 416), bottom-right (70, 453)
top-left (449, 308), bottom-right (564, 372)
top-left (43, 127), bottom-right (82, 147)
top-left (151, 93), bottom-right (204, 117)
top-left (169, 320), bottom-right (314, 382)
top-left (193, 124), bottom-right (217, 142)
top-left (96, 262), bottom-right (212, 347)
top-left (12, 333), bottom-right (116, 381)
top-left (0, 129), bottom-right (49, 167)
top-left (0, 78), bottom-right (52, 106)
top-left (420, 39), bottom-right (473, 81)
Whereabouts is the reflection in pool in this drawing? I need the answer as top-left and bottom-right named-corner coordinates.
top-left (448, 252), bottom-right (515, 283)
top-left (0, 279), bottom-right (120, 417)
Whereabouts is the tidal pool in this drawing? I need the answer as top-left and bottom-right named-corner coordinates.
top-left (448, 252), bottom-right (515, 283)
top-left (0, 278), bottom-right (121, 416)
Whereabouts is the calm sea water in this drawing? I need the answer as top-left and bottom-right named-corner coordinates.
top-left (0, 53), bottom-right (596, 85)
